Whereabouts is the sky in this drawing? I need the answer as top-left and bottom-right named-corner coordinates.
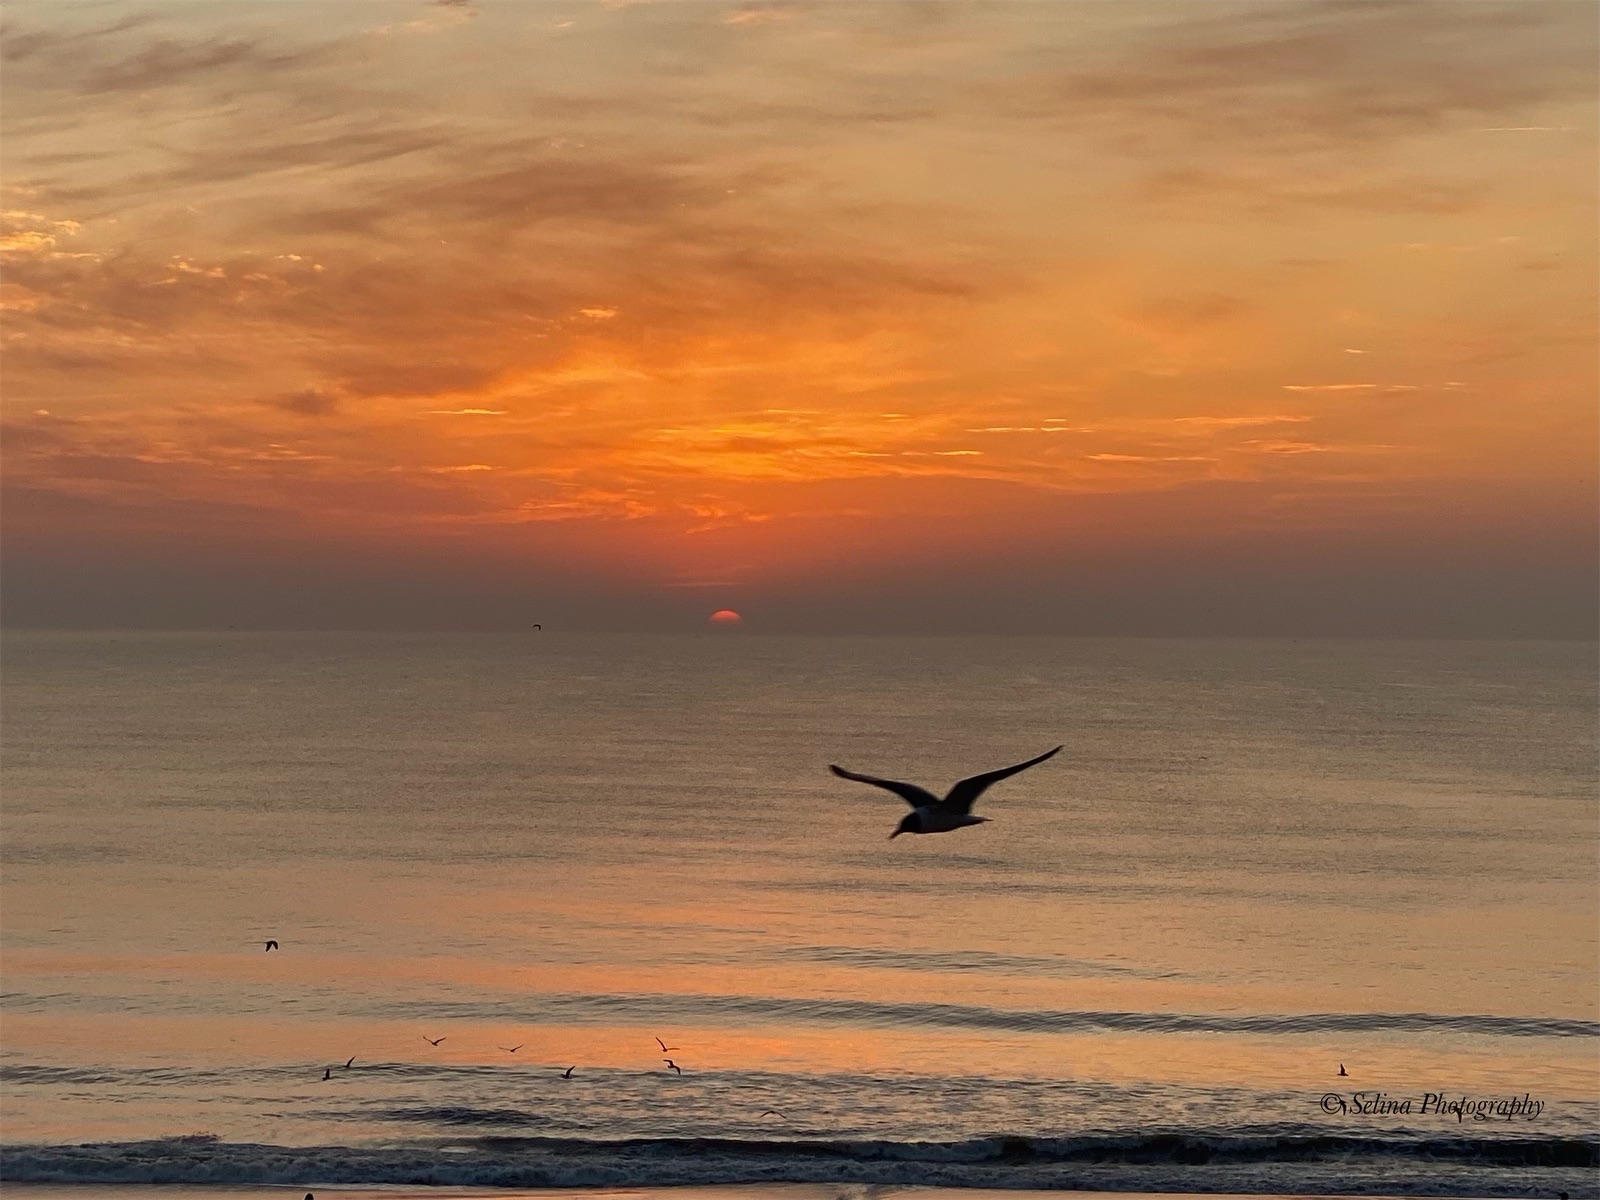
top-left (2, 0), bottom-right (1596, 634)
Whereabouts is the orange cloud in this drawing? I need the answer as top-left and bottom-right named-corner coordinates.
top-left (1, 0), bottom-right (1594, 630)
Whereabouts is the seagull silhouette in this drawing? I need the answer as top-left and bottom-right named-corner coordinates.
top-left (343, 1057), bottom-right (355, 1069)
top-left (830, 746), bottom-right (1063, 838)
top-left (1338, 1064), bottom-right (1348, 1076)
top-left (422, 1035), bottom-right (446, 1046)
top-left (499, 1044), bottom-right (524, 1053)
top-left (322, 1067), bottom-right (331, 1080)
top-left (655, 1037), bottom-right (679, 1052)
top-left (663, 1058), bottom-right (683, 1074)
top-left (760, 1109), bottom-right (787, 1120)
top-left (561, 1065), bottom-right (576, 1079)
top-left (262, 940), bottom-right (279, 952)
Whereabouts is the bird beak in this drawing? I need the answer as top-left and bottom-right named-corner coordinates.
top-left (888, 829), bottom-right (902, 839)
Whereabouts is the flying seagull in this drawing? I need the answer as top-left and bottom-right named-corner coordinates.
top-left (423, 1035), bottom-right (446, 1046)
top-left (322, 1067), bottom-right (332, 1080)
top-left (663, 1058), bottom-right (683, 1074)
top-left (655, 1037), bottom-right (679, 1052)
top-left (343, 1057), bottom-right (355, 1069)
top-left (262, 940), bottom-right (279, 952)
top-left (499, 1044), bottom-right (524, 1053)
top-left (1338, 1064), bottom-right (1348, 1076)
top-left (830, 746), bottom-right (1063, 838)
top-left (561, 1065), bottom-right (576, 1079)
top-left (760, 1109), bottom-right (787, 1120)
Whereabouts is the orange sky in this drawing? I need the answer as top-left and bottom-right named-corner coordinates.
top-left (3, 0), bottom-right (1596, 632)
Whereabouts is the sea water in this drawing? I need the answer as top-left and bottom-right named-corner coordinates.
top-left (2, 633), bottom-right (1595, 1193)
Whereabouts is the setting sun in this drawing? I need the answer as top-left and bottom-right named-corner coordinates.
top-left (708, 610), bottom-right (743, 627)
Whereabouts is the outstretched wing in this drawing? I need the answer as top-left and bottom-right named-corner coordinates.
top-left (829, 764), bottom-right (940, 809)
top-left (939, 746), bottom-right (1062, 814)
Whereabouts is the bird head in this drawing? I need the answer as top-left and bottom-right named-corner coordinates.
top-left (889, 812), bottom-right (920, 839)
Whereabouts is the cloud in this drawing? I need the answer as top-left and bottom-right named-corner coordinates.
top-left (267, 386), bottom-right (340, 416)
top-left (1087, 453), bottom-right (1214, 463)
top-left (997, 0), bottom-right (1597, 152)
top-left (1245, 440), bottom-right (1330, 455)
top-left (334, 359), bottom-right (502, 399)
top-left (3, 21), bottom-right (347, 100)
top-left (723, 6), bottom-right (794, 27)
top-left (1243, 439), bottom-right (1404, 456)
top-left (0, 210), bottom-right (92, 259)
top-left (375, 1), bottom-right (477, 37)
top-left (1168, 414), bottom-right (1314, 428)
top-left (1138, 168), bottom-right (1484, 215)
top-left (2, 0), bottom-right (1591, 637)
top-left (1283, 383), bottom-right (1380, 392)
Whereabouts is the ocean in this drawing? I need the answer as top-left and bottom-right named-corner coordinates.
top-left (1, 632), bottom-right (1595, 1195)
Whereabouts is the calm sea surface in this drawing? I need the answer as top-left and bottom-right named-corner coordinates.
top-left (2, 633), bottom-right (1596, 1193)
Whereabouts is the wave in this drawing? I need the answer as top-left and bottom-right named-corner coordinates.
top-left (372, 991), bottom-right (1600, 1039)
top-left (4, 1133), bottom-right (1596, 1194)
top-left (772, 942), bottom-right (1190, 981)
top-left (10, 983), bottom-right (1595, 1040)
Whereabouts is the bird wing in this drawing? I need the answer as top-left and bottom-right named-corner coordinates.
top-left (939, 746), bottom-right (1063, 814)
top-left (828, 765), bottom-right (939, 808)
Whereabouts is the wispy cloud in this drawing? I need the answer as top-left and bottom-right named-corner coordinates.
top-left (1168, 414), bottom-right (1313, 428)
top-left (1282, 383), bottom-right (1380, 392)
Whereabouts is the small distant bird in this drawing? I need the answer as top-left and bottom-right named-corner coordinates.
top-left (532, 624), bottom-right (542, 630)
top-left (423, 1035), bottom-right (446, 1046)
top-left (655, 1037), bottom-right (679, 1052)
top-left (343, 1057), bottom-right (355, 1069)
top-left (322, 1067), bottom-right (331, 1080)
top-left (760, 1109), bottom-right (787, 1120)
top-left (262, 940), bottom-right (279, 952)
top-left (1338, 1064), bottom-right (1347, 1076)
top-left (561, 1065), bottom-right (576, 1078)
top-left (830, 746), bottom-right (1063, 838)
top-left (663, 1058), bottom-right (683, 1074)
top-left (499, 1044), bottom-right (524, 1053)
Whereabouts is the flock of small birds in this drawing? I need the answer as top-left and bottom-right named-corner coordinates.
top-left (263, 749), bottom-right (1356, 1133)
top-left (259, 940), bottom-right (787, 1101)
top-left (287, 1007), bottom-right (709, 1085)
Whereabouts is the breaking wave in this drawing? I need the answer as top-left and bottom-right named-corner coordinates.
top-left (3, 1132), bottom-right (1596, 1195)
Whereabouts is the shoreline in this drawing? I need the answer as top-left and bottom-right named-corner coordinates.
top-left (0, 1188), bottom-right (1538, 1200)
